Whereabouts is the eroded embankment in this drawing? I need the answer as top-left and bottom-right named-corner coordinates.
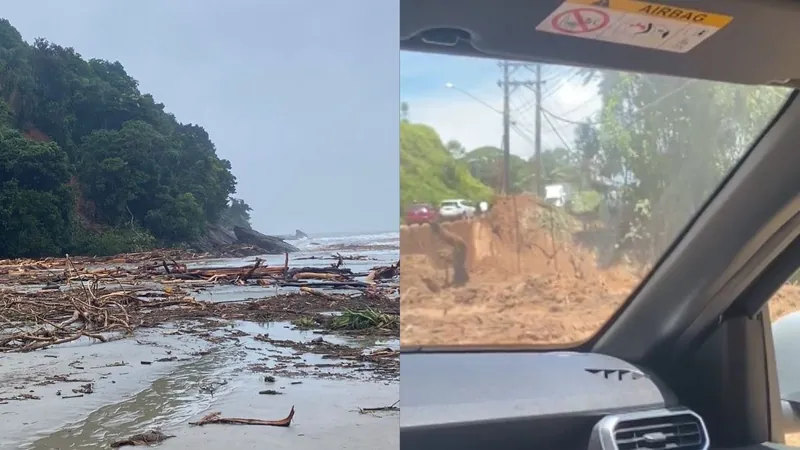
top-left (400, 195), bottom-right (800, 346)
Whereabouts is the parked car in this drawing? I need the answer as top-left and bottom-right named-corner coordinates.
top-left (438, 199), bottom-right (476, 221)
top-left (405, 203), bottom-right (438, 224)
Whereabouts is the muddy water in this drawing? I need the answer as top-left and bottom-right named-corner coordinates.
top-left (1, 322), bottom-right (399, 449)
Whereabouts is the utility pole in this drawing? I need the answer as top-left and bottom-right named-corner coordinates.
top-left (534, 64), bottom-right (543, 197)
top-left (498, 61), bottom-right (544, 196)
top-left (500, 61), bottom-right (511, 194)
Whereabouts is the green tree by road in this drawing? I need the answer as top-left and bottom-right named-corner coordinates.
top-left (400, 121), bottom-right (493, 215)
top-left (572, 70), bottom-right (788, 264)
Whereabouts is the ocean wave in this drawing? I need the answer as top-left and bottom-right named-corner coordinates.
top-left (288, 231), bottom-right (399, 251)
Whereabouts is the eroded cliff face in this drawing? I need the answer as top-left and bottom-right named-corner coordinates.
top-left (233, 226), bottom-right (300, 253)
top-left (192, 223), bottom-right (239, 252)
top-left (191, 223), bottom-right (300, 254)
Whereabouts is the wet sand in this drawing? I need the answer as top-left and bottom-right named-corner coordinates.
top-left (153, 379), bottom-right (398, 450)
top-left (1, 321), bottom-right (398, 449)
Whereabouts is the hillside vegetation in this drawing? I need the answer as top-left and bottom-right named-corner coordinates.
top-left (400, 121), bottom-right (493, 212)
top-left (0, 19), bottom-right (249, 257)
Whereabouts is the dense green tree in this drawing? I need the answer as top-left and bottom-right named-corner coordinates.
top-left (0, 18), bottom-right (247, 257)
top-left (445, 139), bottom-right (466, 159)
top-left (461, 146), bottom-right (529, 193)
top-left (221, 197), bottom-right (253, 229)
top-left (538, 146), bottom-right (581, 186)
top-left (578, 70), bottom-right (788, 263)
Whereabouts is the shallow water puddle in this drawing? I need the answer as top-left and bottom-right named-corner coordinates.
top-left (0, 330), bottom-right (210, 449)
top-left (25, 350), bottom-right (233, 450)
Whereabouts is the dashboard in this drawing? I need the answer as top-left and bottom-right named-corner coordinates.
top-left (400, 351), bottom-right (702, 450)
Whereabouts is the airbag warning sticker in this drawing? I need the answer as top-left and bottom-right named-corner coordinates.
top-left (535, 0), bottom-right (732, 53)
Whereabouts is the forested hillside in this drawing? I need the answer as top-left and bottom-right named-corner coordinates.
top-left (400, 120), bottom-right (493, 212)
top-left (0, 19), bottom-right (250, 257)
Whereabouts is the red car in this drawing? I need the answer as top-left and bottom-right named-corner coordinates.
top-left (405, 203), bottom-right (438, 225)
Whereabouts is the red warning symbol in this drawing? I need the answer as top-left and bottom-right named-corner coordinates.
top-left (551, 8), bottom-right (610, 34)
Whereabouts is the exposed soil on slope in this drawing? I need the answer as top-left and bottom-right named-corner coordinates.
top-left (400, 195), bottom-right (800, 347)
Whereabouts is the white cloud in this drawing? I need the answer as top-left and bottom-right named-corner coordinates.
top-left (405, 74), bottom-right (601, 159)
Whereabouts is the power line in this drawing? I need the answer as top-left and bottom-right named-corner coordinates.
top-left (541, 110), bottom-right (573, 152)
top-left (542, 108), bottom-right (589, 126)
top-left (498, 61), bottom-right (544, 194)
top-left (541, 69), bottom-right (582, 102)
top-left (543, 79), bottom-right (697, 128)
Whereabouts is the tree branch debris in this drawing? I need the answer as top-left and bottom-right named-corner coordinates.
top-left (0, 252), bottom-right (399, 353)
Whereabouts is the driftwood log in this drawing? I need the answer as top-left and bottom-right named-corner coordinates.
top-left (189, 407), bottom-right (295, 427)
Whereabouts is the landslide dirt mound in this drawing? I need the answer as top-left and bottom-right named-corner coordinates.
top-left (400, 195), bottom-right (800, 346)
top-left (401, 196), bottom-right (608, 281)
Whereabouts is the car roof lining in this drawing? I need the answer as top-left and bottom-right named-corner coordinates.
top-left (401, 0), bottom-right (800, 87)
top-left (399, 0), bottom-right (800, 359)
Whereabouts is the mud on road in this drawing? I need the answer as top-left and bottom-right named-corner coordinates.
top-left (0, 251), bottom-right (399, 449)
top-left (400, 195), bottom-right (800, 346)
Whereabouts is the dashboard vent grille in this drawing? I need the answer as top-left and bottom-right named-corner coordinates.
top-left (613, 412), bottom-right (706, 450)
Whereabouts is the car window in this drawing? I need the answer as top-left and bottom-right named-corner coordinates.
top-left (767, 272), bottom-right (800, 445)
top-left (399, 51), bottom-right (792, 347)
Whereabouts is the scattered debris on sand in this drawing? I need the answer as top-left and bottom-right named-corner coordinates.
top-left (110, 430), bottom-right (176, 448)
top-left (359, 400), bottom-right (400, 414)
top-left (245, 335), bottom-right (399, 379)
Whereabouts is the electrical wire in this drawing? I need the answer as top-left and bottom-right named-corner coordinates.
top-left (543, 79), bottom-right (697, 127)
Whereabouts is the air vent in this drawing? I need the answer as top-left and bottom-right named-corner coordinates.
top-left (588, 409), bottom-right (709, 450)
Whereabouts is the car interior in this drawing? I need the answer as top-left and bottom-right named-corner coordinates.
top-left (399, 0), bottom-right (800, 449)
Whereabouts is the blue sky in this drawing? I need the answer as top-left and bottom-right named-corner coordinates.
top-left (2, 0), bottom-right (399, 235)
top-left (401, 52), bottom-right (499, 99)
top-left (400, 51), bottom-right (601, 159)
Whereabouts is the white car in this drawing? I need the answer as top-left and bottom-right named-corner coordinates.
top-left (438, 199), bottom-right (476, 220)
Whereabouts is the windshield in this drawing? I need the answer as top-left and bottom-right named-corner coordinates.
top-left (400, 52), bottom-right (792, 347)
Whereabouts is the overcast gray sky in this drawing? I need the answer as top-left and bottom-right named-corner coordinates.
top-left (2, 0), bottom-right (399, 236)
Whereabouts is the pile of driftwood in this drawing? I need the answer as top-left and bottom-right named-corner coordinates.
top-left (0, 253), bottom-right (399, 290)
top-left (141, 255), bottom-right (399, 292)
top-left (0, 284), bottom-right (203, 352)
top-left (0, 254), bottom-right (399, 353)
